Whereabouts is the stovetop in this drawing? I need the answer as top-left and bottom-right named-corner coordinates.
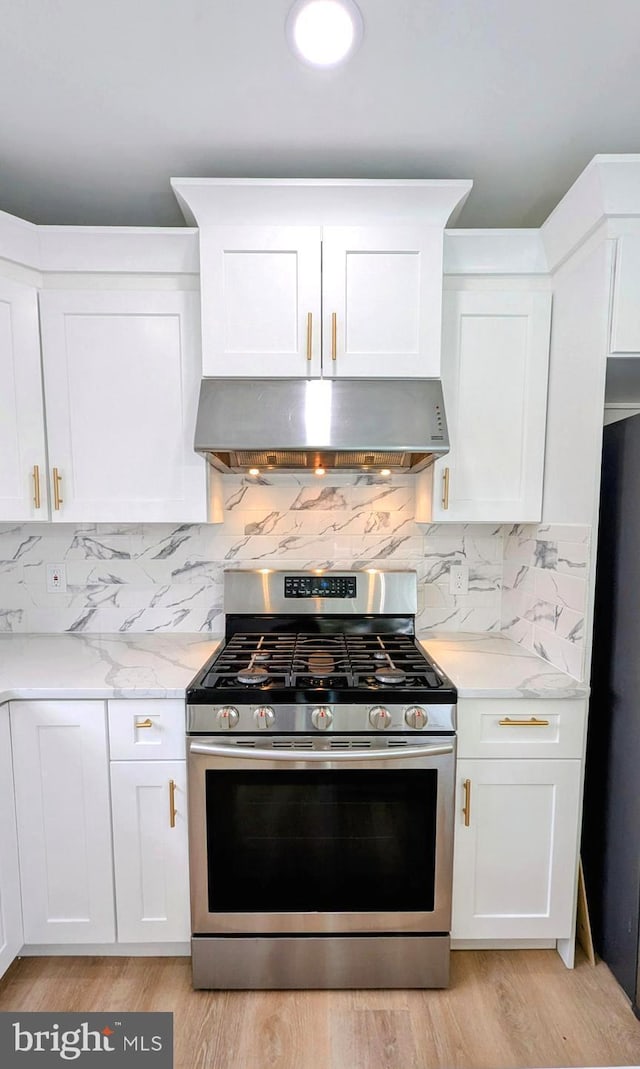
top-left (187, 629), bottom-right (456, 706)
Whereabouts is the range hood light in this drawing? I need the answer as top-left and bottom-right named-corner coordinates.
top-left (315, 466), bottom-right (326, 476)
top-left (248, 467), bottom-right (260, 476)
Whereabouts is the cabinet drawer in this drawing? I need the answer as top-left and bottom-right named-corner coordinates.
top-left (108, 700), bottom-right (185, 760)
top-left (457, 699), bottom-right (587, 759)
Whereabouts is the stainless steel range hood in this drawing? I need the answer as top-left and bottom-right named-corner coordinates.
top-left (194, 378), bottom-right (449, 474)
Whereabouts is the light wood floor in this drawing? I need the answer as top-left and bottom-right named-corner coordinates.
top-left (1, 949), bottom-right (639, 1069)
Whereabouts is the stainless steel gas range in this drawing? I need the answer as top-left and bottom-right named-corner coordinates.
top-left (186, 570), bottom-right (457, 990)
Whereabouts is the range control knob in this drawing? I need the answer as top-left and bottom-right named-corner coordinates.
top-left (405, 705), bottom-right (429, 730)
top-left (216, 706), bottom-right (239, 730)
top-left (369, 705), bottom-right (392, 730)
top-left (254, 706), bottom-right (275, 730)
top-left (311, 706), bottom-right (333, 731)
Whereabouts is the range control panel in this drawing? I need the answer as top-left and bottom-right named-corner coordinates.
top-left (284, 575), bottom-right (357, 599)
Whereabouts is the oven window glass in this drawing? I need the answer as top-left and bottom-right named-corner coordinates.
top-left (205, 769), bottom-right (438, 912)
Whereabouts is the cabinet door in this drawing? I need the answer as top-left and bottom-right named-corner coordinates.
top-left (110, 761), bottom-right (189, 943)
top-left (429, 290), bottom-right (551, 522)
top-left (322, 226), bottom-right (443, 377)
top-left (199, 225), bottom-right (322, 376)
top-left (610, 234), bottom-right (640, 353)
top-left (10, 700), bottom-right (115, 945)
top-left (0, 706), bottom-right (22, 977)
top-left (0, 275), bottom-right (48, 520)
top-left (452, 759), bottom-right (581, 940)
top-left (38, 290), bottom-right (206, 522)
top-left (108, 699), bottom-right (185, 761)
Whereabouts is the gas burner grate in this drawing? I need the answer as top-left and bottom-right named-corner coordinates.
top-left (199, 629), bottom-right (444, 693)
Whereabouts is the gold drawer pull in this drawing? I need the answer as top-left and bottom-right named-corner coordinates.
top-left (306, 312), bottom-right (313, 361)
top-left (442, 466), bottom-right (450, 510)
top-left (499, 716), bottom-right (550, 727)
top-left (462, 778), bottom-right (471, 827)
top-left (32, 464), bottom-right (41, 509)
top-left (331, 312), bottom-right (337, 360)
top-left (52, 467), bottom-right (63, 510)
top-left (135, 718), bottom-right (154, 729)
top-left (169, 779), bottom-right (177, 828)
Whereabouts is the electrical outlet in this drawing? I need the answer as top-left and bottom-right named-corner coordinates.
top-left (449, 564), bottom-right (469, 596)
top-left (46, 563), bottom-right (67, 593)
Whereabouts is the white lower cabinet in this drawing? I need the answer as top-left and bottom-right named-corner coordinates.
top-left (452, 757), bottom-right (582, 940)
top-left (110, 761), bottom-right (190, 943)
top-left (10, 700), bottom-right (115, 944)
top-left (0, 705), bottom-right (23, 977)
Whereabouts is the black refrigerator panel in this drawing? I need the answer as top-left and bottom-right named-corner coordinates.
top-left (582, 413), bottom-right (640, 1009)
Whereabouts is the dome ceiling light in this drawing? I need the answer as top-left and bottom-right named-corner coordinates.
top-left (286, 0), bottom-right (364, 68)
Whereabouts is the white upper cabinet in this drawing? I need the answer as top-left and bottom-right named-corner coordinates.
top-left (200, 226), bottom-right (322, 376)
top-left (171, 178), bottom-right (472, 381)
top-left (39, 290), bottom-right (207, 522)
top-left (0, 275), bottom-right (48, 521)
top-left (418, 288), bottom-right (551, 522)
top-left (610, 234), bottom-right (640, 353)
top-left (322, 227), bottom-right (442, 377)
top-left (200, 224), bottom-right (442, 378)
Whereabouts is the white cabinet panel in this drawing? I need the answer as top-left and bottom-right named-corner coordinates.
top-left (0, 705), bottom-right (22, 977)
top-left (0, 275), bottom-right (48, 521)
top-left (110, 761), bottom-right (189, 943)
top-left (322, 227), bottom-right (442, 377)
top-left (457, 698), bottom-right (587, 760)
top-left (610, 234), bottom-right (640, 353)
top-left (422, 289), bottom-right (551, 522)
top-left (199, 226), bottom-right (322, 376)
top-left (38, 290), bottom-right (206, 522)
top-left (108, 699), bottom-right (185, 761)
top-left (10, 700), bottom-right (115, 945)
top-left (199, 224), bottom-right (442, 379)
top-left (452, 758), bottom-right (582, 940)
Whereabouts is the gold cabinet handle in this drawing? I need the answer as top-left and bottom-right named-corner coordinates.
top-left (52, 467), bottom-right (63, 510)
top-left (306, 312), bottom-right (313, 361)
top-left (442, 467), bottom-right (450, 510)
top-left (499, 716), bottom-right (550, 727)
top-left (331, 312), bottom-right (337, 360)
top-left (169, 779), bottom-right (177, 828)
top-left (463, 778), bottom-right (471, 827)
top-left (32, 464), bottom-right (41, 509)
top-left (135, 718), bottom-right (154, 729)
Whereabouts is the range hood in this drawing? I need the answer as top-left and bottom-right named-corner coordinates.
top-left (194, 378), bottom-right (449, 474)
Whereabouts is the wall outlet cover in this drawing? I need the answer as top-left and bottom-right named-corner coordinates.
top-left (46, 563), bottom-right (67, 593)
top-left (449, 564), bottom-right (469, 596)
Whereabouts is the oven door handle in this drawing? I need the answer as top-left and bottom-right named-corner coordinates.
top-left (189, 741), bottom-right (454, 762)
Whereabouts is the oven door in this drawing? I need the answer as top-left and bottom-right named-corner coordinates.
top-left (188, 736), bottom-right (455, 935)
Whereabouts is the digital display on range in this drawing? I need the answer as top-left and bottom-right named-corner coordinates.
top-left (284, 575), bottom-right (356, 598)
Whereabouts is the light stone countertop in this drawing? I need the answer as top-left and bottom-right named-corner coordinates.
top-left (0, 630), bottom-right (588, 706)
top-left (419, 631), bottom-right (589, 700)
top-left (0, 632), bottom-right (222, 703)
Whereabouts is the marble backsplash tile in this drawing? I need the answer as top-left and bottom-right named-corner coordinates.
top-left (501, 523), bottom-right (590, 679)
top-left (0, 475), bottom-right (503, 637)
top-left (0, 478), bottom-right (591, 681)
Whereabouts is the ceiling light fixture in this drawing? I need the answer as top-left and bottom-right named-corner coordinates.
top-left (286, 0), bottom-right (363, 68)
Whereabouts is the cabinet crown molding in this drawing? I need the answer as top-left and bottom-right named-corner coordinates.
top-left (170, 178), bottom-right (473, 228)
top-left (542, 154), bottom-right (640, 271)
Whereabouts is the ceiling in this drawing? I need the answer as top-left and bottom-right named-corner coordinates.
top-left (1, 0), bottom-right (639, 230)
